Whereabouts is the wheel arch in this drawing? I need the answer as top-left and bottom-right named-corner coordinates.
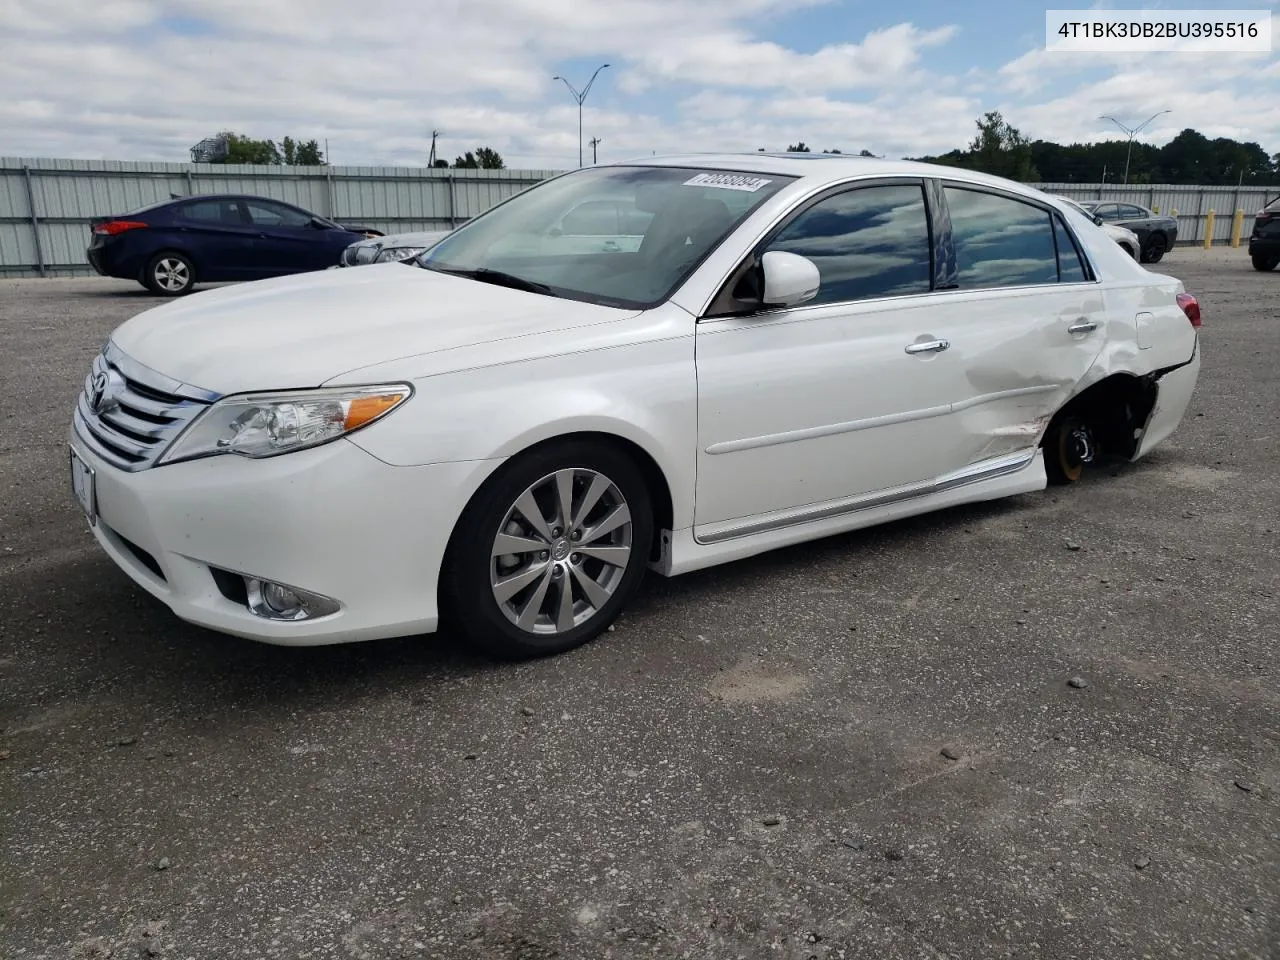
top-left (139, 246), bottom-right (200, 284)
top-left (1042, 370), bottom-right (1158, 461)
top-left (440, 428), bottom-right (678, 577)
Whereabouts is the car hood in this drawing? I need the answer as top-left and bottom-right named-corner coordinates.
top-left (360, 230), bottom-right (452, 248)
top-left (109, 263), bottom-right (635, 394)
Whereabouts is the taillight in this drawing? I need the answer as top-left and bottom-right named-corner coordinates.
top-left (1176, 292), bottom-right (1201, 329)
top-left (92, 220), bottom-right (148, 236)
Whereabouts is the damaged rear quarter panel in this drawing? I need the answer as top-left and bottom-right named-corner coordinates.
top-left (929, 283), bottom-right (1110, 465)
top-left (1082, 274), bottom-right (1197, 384)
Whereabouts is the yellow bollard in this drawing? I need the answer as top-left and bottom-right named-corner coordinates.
top-left (1204, 209), bottom-right (1215, 248)
top-left (1152, 206), bottom-right (1159, 214)
top-left (1231, 208), bottom-right (1245, 247)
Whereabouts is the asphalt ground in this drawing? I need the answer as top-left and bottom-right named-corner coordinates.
top-left (1, 248), bottom-right (1277, 960)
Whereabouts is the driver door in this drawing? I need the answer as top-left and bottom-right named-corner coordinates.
top-left (693, 179), bottom-right (970, 535)
top-left (244, 199), bottom-right (331, 273)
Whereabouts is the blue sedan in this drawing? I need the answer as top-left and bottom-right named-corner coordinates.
top-left (86, 194), bottom-right (377, 296)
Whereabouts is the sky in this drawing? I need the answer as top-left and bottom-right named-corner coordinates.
top-left (0, 0), bottom-right (1277, 170)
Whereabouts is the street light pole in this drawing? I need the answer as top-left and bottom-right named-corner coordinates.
top-left (1099, 110), bottom-right (1170, 184)
top-left (553, 63), bottom-right (610, 168)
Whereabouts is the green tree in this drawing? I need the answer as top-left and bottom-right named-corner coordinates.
top-left (217, 131), bottom-right (281, 165)
top-left (282, 138), bottom-right (325, 166)
top-left (966, 111), bottom-right (1038, 181)
top-left (912, 117), bottom-right (1280, 184)
top-left (205, 131), bottom-right (325, 166)
top-left (453, 146), bottom-right (504, 169)
top-left (785, 142), bottom-right (811, 153)
top-left (474, 146), bottom-right (505, 169)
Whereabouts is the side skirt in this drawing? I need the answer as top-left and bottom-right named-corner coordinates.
top-left (650, 448), bottom-right (1045, 578)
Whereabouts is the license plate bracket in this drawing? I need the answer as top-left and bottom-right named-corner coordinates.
top-left (69, 446), bottom-right (97, 524)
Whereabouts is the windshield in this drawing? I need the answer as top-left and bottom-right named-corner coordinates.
top-left (418, 165), bottom-right (793, 308)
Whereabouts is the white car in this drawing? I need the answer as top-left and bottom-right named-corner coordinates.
top-left (69, 154), bottom-right (1202, 659)
top-left (338, 229), bottom-right (452, 266)
top-left (1051, 196), bottom-right (1141, 260)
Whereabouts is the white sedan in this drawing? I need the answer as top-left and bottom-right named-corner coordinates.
top-left (69, 154), bottom-right (1202, 659)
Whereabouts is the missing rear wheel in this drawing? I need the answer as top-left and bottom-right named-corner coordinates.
top-left (1045, 414), bottom-right (1096, 485)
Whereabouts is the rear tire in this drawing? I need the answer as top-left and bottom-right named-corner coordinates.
top-left (143, 251), bottom-right (195, 296)
top-left (1044, 413), bottom-right (1097, 485)
top-left (1140, 235), bottom-right (1167, 264)
top-left (441, 440), bottom-right (654, 661)
top-left (1252, 254), bottom-right (1279, 272)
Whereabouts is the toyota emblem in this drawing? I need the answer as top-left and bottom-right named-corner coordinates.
top-left (89, 371), bottom-right (109, 411)
top-left (89, 368), bottom-right (123, 414)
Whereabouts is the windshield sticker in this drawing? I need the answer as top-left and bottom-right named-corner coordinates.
top-left (683, 173), bottom-right (773, 192)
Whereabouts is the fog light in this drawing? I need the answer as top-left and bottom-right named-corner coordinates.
top-left (245, 577), bottom-right (341, 621)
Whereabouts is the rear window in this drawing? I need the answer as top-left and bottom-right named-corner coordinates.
top-left (122, 198), bottom-right (178, 216)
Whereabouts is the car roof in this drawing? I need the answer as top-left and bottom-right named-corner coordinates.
top-left (606, 153), bottom-right (1053, 202)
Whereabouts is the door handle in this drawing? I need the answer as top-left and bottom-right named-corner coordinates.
top-left (904, 338), bottom-right (950, 355)
top-left (1067, 320), bottom-right (1099, 335)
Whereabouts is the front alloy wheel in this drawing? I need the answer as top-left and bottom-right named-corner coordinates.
top-left (491, 468), bottom-right (633, 635)
top-left (443, 442), bottom-right (653, 659)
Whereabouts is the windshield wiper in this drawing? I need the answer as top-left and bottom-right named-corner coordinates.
top-left (425, 265), bottom-right (556, 297)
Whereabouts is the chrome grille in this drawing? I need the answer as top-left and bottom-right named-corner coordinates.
top-left (72, 342), bottom-right (222, 471)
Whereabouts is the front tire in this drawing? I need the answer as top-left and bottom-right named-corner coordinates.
top-left (441, 441), bottom-right (654, 660)
top-left (1252, 254), bottom-right (1279, 272)
top-left (143, 251), bottom-right (195, 296)
top-left (1044, 413), bottom-right (1097, 485)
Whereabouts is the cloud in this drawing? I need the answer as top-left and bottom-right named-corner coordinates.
top-left (0, 0), bottom-right (1274, 169)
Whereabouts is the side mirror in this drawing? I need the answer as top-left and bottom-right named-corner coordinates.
top-left (310, 217), bottom-right (329, 230)
top-left (1092, 215), bottom-right (1104, 226)
top-left (760, 250), bottom-right (820, 307)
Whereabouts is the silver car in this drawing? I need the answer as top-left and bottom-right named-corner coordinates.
top-left (338, 229), bottom-right (452, 267)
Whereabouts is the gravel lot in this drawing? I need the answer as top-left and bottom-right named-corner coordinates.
top-left (2, 248), bottom-right (1277, 960)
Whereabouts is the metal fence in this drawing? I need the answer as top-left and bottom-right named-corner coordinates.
top-left (2, 157), bottom-right (1276, 277)
top-left (0, 158), bottom-right (562, 277)
top-left (1029, 182), bottom-right (1278, 247)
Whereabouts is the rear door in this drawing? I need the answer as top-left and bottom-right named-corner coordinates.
top-left (243, 199), bottom-right (337, 273)
top-left (173, 199), bottom-right (259, 280)
top-left (917, 183), bottom-right (1108, 467)
top-left (1114, 203), bottom-right (1154, 243)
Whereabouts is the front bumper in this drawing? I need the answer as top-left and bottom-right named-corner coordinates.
top-left (70, 429), bottom-right (501, 645)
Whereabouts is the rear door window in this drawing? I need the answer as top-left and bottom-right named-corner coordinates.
top-left (179, 199), bottom-right (244, 225)
top-left (1053, 216), bottom-right (1089, 283)
top-left (944, 186), bottom-right (1060, 288)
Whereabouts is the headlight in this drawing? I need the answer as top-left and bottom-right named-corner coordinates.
top-left (374, 246), bottom-right (427, 263)
top-left (158, 384), bottom-right (413, 464)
